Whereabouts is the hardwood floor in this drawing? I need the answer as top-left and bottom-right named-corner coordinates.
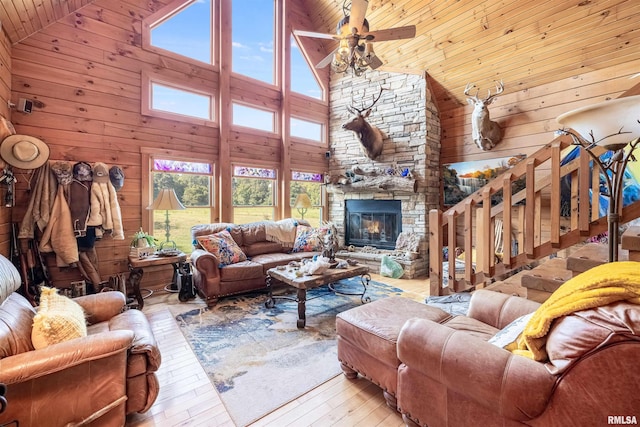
top-left (125, 274), bottom-right (430, 427)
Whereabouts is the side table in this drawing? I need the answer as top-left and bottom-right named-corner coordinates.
top-left (128, 252), bottom-right (187, 309)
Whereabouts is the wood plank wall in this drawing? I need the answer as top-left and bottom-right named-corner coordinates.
top-left (0, 27), bottom-right (12, 258)
top-left (440, 58), bottom-right (640, 168)
top-left (7, 0), bottom-right (330, 290)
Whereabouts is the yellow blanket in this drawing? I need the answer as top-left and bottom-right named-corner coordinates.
top-left (513, 261), bottom-right (640, 361)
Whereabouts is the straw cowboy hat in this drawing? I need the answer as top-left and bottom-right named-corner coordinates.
top-left (0, 135), bottom-right (50, 169)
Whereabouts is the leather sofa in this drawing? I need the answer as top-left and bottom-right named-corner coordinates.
top-left (396, 290), bottom-right (640, 427)
top-left (191, 219), bottom-right (321, 306)
top-left (0, 254), bottom-right (161, 426)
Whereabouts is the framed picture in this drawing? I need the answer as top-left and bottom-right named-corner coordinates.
top-left (442, 155), bottom-right (526, 207)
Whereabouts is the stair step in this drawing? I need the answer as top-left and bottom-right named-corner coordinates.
top-left (621, 226), bottom-right (640, 260)
top-left (520, 258), bottom-right (572, 293)
top-left (565, 243), bottom-right (629, 275)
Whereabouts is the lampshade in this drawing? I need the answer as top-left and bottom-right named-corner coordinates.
top-left (557, 95), bottom-right (640, 151)
top-left (293, 193), bottom-right (312, 210)
top-left (148, 188), bottom-right (185, 211)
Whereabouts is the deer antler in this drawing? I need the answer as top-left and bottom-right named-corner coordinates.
top-left (464, 82), bottom-right (480, 101)
top-left (350, 86), bottom-right (386, 114)
top-left (484, 80), bottom-right (504, 102)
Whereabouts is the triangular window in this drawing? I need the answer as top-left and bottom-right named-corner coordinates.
top-left (150, 0), bottom-right (212, 65)
top-left (290, 35), bottom-right (322, 100)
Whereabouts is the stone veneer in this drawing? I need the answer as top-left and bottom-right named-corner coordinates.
top-left (328, 71), bottom-right (441, 278)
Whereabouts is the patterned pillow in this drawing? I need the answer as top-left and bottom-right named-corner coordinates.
top-left (292, 225), bottom-right (329, 253)
top-left (196, 230), bottom-right (247, 267)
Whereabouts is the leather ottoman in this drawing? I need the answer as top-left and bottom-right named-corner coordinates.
top-left (336, 296), bottom-right (453, 409)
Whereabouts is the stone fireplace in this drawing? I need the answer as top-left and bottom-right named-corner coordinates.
top-left (327, 71), bottom-right (441, 278)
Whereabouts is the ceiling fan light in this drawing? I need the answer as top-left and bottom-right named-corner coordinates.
top-left (338, 39), bottom-right (350, 56)
top-left (364, 42), bottom-right (374, 56)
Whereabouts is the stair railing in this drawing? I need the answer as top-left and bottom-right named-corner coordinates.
top-left (429, 134), bottom-right (640, 295)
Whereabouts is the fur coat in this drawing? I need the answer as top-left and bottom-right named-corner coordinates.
top-left (87, 162), bottom-right (124, 240)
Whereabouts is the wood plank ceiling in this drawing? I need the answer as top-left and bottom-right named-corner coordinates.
top-left (298, 0), bottom-right (640, 111)
top-left (1, 0), bottom-right (96, 44)
top-left (2, 0), bottom-right (639, 113)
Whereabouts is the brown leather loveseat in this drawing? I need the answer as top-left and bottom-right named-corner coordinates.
top-left (0, 254), bottom-right (161, 426)
top-left (191, 219), bottom-right (321, 306)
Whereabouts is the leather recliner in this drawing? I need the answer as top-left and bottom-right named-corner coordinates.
top-left (0, 254), bottom-right (161, 426)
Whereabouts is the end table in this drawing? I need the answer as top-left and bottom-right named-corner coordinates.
top-left (127, 252), bottom-right (187, 309)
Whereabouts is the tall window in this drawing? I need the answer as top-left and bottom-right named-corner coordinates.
top-left (232, 0), bottom-right (275, 84)
top-left (151, 159), bottom-right (214, 253)
top-left (291, 171), bottom-right (323, 226)
top-left (149, 0), bottom-right (213, 64)
top-left (232, 166), bottom-right (276, 222)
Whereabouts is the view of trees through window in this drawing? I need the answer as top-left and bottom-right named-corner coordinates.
top-left (232, 166), bottom-right (276, 223)
top-left (291, 171), bottom-right (323, 226)
top-left (151, 163), bottom-right (213, 252)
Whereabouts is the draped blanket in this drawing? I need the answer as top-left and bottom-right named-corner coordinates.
top-left (264, 218), bottom-right (299, 248)
top-left (514, 261), bottom-right (640, 361)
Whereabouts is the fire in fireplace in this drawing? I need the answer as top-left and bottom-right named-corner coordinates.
top-left (345, 200), bottom-right (402, 250)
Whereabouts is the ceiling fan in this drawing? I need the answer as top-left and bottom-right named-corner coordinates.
top-left (294, 0), bottom-right (416, 76)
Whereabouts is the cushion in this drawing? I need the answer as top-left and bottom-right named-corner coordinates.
top-left (488, 312), bottom-right (534, 350)
top-left (544, 301), bottom-right (640, 374)
top-left (196, 230), bottom-right (248, 267)
top-left (31, 287), bottom-right (87, 349)
top-left (292, 225), bottom-right (329, 253)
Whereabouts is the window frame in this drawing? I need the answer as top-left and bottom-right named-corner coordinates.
top-left (231, 101), bottom-right (278, 135)
top-left (289, 116), bottom-right (325, 144)
top-left (141, 149), bottom-right (218, 238)
top-left (141, 71), bottom-right (218, 127)
top-left (142, 0), bottom-right (218, 71)
top-left (231, 163), bottom-right (279, 223)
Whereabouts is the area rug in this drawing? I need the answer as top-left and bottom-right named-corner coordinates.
top-left (175, 277), bottom-right (404, 426)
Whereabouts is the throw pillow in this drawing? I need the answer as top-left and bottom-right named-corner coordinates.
top-left (196, 230), bottom-right (247, 267)
top-left (31, 286), bottom-right (87, 350)
top-left (487, 312), bottom-right (535, 350)
top-left (292, 225), bottom-right (328, 253)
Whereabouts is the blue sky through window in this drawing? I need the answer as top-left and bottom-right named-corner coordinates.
top-left (151, 0), bottom-right (212, 64)
top-left (232, 0), bottom-right (274, 84)
top-left (148, 0), bottom-right (324, 134)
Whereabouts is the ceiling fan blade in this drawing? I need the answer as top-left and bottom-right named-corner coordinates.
top-left (316, 48), bottom-right (338, 69)
top-left (349, 0), bottom-right (369, 34)
top-left (363, 25), bottom-right (416, 42)
top-left (293, 29), bottom-right (339, 40)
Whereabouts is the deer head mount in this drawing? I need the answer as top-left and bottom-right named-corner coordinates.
top-left (464, 81), bottom-right (504, 151)
top-left (342, 87), bottom-right (385, 160)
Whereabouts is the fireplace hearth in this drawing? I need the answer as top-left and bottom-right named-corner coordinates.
top-left (345, 200), bottom-right (402, 250)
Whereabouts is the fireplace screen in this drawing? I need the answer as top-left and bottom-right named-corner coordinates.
top-left (345, 200), bottom-right (402, 250)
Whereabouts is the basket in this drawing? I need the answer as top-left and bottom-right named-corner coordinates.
top-left (130, 246), bottom-right (155, 258)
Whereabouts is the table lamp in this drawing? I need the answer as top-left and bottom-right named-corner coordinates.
top-left (293, 193), bottom-right (312, 220)
top-left (148, 188), bottom-right (186, 249)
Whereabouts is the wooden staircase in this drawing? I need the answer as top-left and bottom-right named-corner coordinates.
top-left (485, 226), bottom-right (640, 302)
top-left (429, 85), bottom-right (640, 297)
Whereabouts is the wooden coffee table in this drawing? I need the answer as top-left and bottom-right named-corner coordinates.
top-left (265, 263), bottom-right (370, 328)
